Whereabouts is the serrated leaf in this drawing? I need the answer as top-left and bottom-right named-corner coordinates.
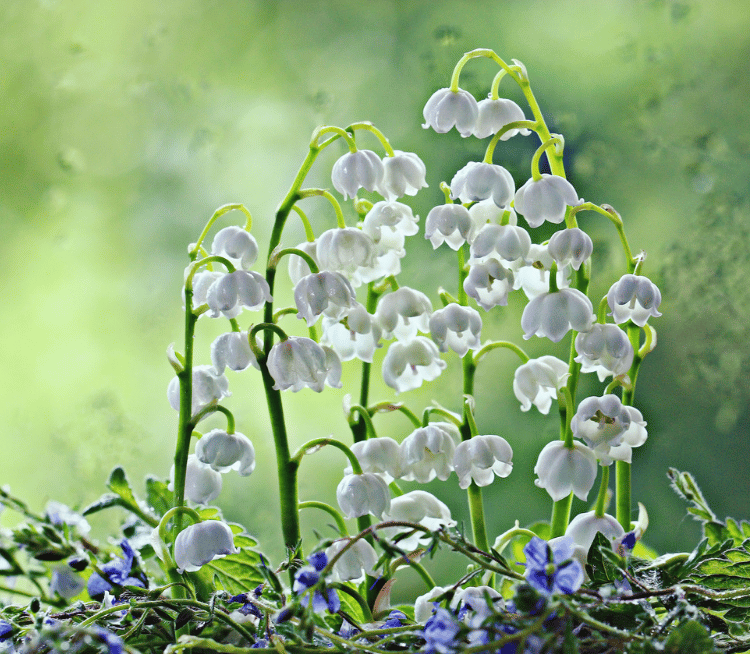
top-left (201, 544), bottom-right (265, 595)
top-left (663, 619), bottom-right (717, 653)
top-left (145, 477), bottom-right (173, 518)
top-left (107, 466), bottom-right (138, 506)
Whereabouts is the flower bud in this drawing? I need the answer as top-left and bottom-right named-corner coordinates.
top-left (513, 355), bottom-right (569, 414)
top-left (331, 149), bottom-right (385, 200)
top-left (422, 87), bottom-right (478, 137)
top-left (293, 271), bottom-right (356, 326)
top-left (429, 304), bottom-right (482, 357)
top-left (381, 150), bottom-right (428, 200)
top-left (514, 174), bottom-right (583, 228)
top-left (336, 473), bottom-right (391, 519)
top-left (449, 161), bottom-right (515, 209)
top-left (382, 336), bottom-right (446, 393)
top-left (453, 435), bottom-right (513, 489)
top-left (606, 274), bottom-right (662, 326)
top-left (211, 226), bottom-right (259, 270)
top-left (195, 429), bottom-right (256, 476)
top-left (399, 422), bottom-right (458, 483)
top-left (521, 288), bottom-right (595, 342)
top-left (174, 520), bottom-right (237, 573)
top-left (574, 324), bottom-right (633, 382)
top-left (473, 98), bottom-right (530, 139)
top-left (534, 440), bottom-right (598, 501)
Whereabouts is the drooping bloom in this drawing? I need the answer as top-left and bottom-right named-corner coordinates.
top-left (267, 337), bottom-right (342, 392)
top-left (453, 435), bottom-right (513, 489)
top-left (574, 323), bottom-right (634, 381)
top-left (399, 422), bottom-right (458, 483)
top-left (331, 149), bottom-right (385, 200)
top-left (523, 536), bottom-right (584, 595)
top-left (463, 259), bottom-right (515, 311)
top-left (565, 511), bottom-right (625, 554)
top-left (534, 440), bottom-right (598, 501)
top-left (174, 520), bottom-right (237, 573)
top-left (167, 365), bottom-right (230, 415)
top-left (468, 199), bottom-right (517, 233)
top-left (469, 224), bottom-right (532, 266)
top-left (210, 331), bottom-right (259, 374)
top-left (211, 226), bottom-right (259, 270)
top-left (321, 303), bottom-right (382, 363)
top-left (170, 454), bottom-right (223, 505)
top-left (601, 406), bottom-right (648, 465)
top-left (571, 394), bottom-right (631, 459)
top-left (473, 97), bottom-right (531, 139)
top-left (316, 227), bottom-right (378, 287)
top-left (513, 355), bottom-right (569, 414)
top-left (381, 150), bottom-right (428, 200)
top-left (514, 174), bottom-right (583, 228)
top-left (195, 429), bottom-right (256, 476)
top-left (325, 538), bottom-right (379, 583)
top-left (607, 274), bottom-right (662, 327)
top-left (424, 204), bottom-right (475, 250)
top-left (381, 490), bottom-right (456, 551)
top-left (375, 287), bottom-right (433, 341)
top-left (362, 200), bottom-right (419, 240)
top-left (87, 540), bottom-right (146, 599)
top-left (511, 242), bottom-right (569, 300)
top-left (547, 227), bottom-right (593, 271)
top-left (521, 288), bottom-right (595, 342)
top-left (205, 270), bottom-right (272, 319)
top-left (429, 304), bottom-right (482, 357)
top-left (449, 161), bottom-right (516, 208)
top-left (287, 240), bottom-right (318, 286)
top-left (293, 271), bottom-right (356, 326)
top-left (336, 472), bottom-right (391, 519)
top-left (422, 87), bottom-right (478, 137)
top-left (348, 437), bottom-right (404, 480)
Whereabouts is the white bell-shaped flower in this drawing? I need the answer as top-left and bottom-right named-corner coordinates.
top-left (449, 161), bottom-right (515, 209)
top-left (267, 337), bottom-right (342, 392)
top-left (565, 511), bottom-right (624, 553)
top-left (429, 304), bottom-right (482, 357)
top-left (451, 585), bottom-right (504, 618)
top-left (514, 174), bottom-right (583, 228)
top-left (167, 365), bottom-right (230, 415)
top-left (336, 472), bottom-right (391, 519)
top-left (331, 149), bottom-right (385, 200)
top-left (453, 435), bottom-right (513, 489)
top-left (399, 422), bottom-right (458, 483)
top-left (574, 324), bottom-right (634, 382)
top-left (195, 429), bottom-right (256, 476)
top-left (468, 200), bottom-right (517, 233)
top-left (294, 271), bottom-right (356, 326)
top-left (381, 150), bottom-right (428, 200)
top-left (316, 227), bottom-right (378, 287)
top-left (205, 270), bottom-right (272, 319)
top-left (170, 455), bottom-right (223, 505)
top-left (288, 241), bottom-right (318, 286)
top-left (548, 228), bottom-right (593, 271)
top-left (190, 270), bottom-right (223, 310)
top-left (174, 520), bottom-right (237, 573)
top-left (422, 87), bottom-right (478, 137)
top-left (607, 274), bottom-right (662, 327)
top-left (473, 98), bottom-right (531, 139)
top-left (375, 287), bottom-right (433, 341)
top-left (415, 586), bottom-right (451, 623)
top-left (469, 224), bottom-right (532, 266)
top-left (347, 437), bottom-right (404, 481)
top-left (513, 355), bottom-right (570, 414)
top-left (381, 490), bottom-right (456, 551)
top-left (382, 337), bottom-right (446, 392)
top-left (512, 243), bottom-right (570, 300)
top-left (210, 331), bottom-right (259, 374)
top-left (325, 538), bottom-right (379, 582)
top-left (601, 406), bottom-right (648, 465)
top-left (521, 288), bottom-right (595, 342)
top-left (571, 394), bottom-right (631, 459)
top-left (211, 226), bottom-right (259, 270)
top-left (424, 204), bottom-right (475, 250)
top-left (321, 303), bottom-right (381, 363)
top-left (362, 201), bottom-right (419, 239)
top-left (463, 259), bottom-right (515, 311)
top-left (534, 440), bottom-right (598, 501)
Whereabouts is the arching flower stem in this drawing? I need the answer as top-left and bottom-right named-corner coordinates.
top-left (448, 49), bottom-right (521, 93)
top-left (422, 407), bottom-right (463, 429)
top-left (268, 246), bottom-right (320, 274)
top-left (188, 203), bottom-right (253, 259)
top-left (189, 404), bottom-right (235, 433)
top-left (290, 204), bottom-right (316, 242)
top-left (299, 188), bottom-right (346, 229)
top-left (569, 202), bottom-right (637, 268)
top-left (347, 403), bottom-right (377, 440)
top-left (473, 340), bottom-right (530, 366)
top-left (530, 137), bottom-right (563, 182)
top-left (368, 401), bottom-right (422, 429)
top-left (292, 437), bottom-right (363, 475)
top-left (184, 255), bottom-right (236, 291)
top-left (484, 120), bottom-right (539, 163)
top-left (346, 121), bottom-right (395, 157)
top-left (298, 501), bottom-right (349, 537)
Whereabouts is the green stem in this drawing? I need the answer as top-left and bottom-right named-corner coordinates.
top-left (188, 204), bottom-right (253, 258)
top-left (268, 247), bottom-right (320, 274)
top-left (550, 495), bottom-right (573, 538)
top-left (298, 501), bottom-right (348, 536)
top-left (190, 404), bottom-right (235, 432)
top-left (299, 188), bottom-right (346, 229)
top-left (530, 137), bottom-right (562, 182)
top-left (290, 204), bottom-right (315, 242)
top-left (292, 437), bottom-right (363, 474)
top-left (347, 122), bottom-right (395, 157)
top-left (449, 48), bottom-right (520, 93)
top-left (350, 285), bottom-right (379, 444)
top-left (347, 403), bottom-right (377, 440)
top-left (484, 120), bottom-right (539, 163)
top-left (472, 340), bottom-right (530, 364)
top-left (594, 466), bottom-right (610, 518)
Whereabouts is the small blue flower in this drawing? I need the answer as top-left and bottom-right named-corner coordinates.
top-left (292, 553), bottom-right (339, 614)
top-left (87, 540), bottom-right (146, 599)
top-left (384, 610), bottom-right (407, 628)
top-left (230, 593), bottom-right (263, 619)
top-left (523, 536), bottom-right (583, 596)
top-left (93, 627), bottom-right (124, 654)
top-left (308, 551), bottom-right (328, 572)
top-left (0, 621), bottom-right (13, 641)
top-left (423, 607), bottom-right (460, 654)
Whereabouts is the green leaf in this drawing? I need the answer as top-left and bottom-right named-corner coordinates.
top-left (81, 493), bottom-right (123, 516)
top-left (586, 531), bottom-right (621, 586)
top-left (200, 543), bottom-right (265, 595)
top-left (107, 466), bottom-right (138, 506)
top-left (145, 476), bottom-right (173, 518)
top-left (663, 619), bottom-right (718, 653)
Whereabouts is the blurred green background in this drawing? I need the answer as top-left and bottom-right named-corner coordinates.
top-left (2, 0), bottom-right (749, 577)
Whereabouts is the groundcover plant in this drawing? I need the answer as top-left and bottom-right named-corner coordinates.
top-left (1, 48), bottom-right (749, 654)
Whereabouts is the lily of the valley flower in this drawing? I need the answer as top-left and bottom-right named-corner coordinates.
top-left (174, 520), bottom-right (237, 573)
top-left (331, 149), bottom-right (385, 200)
top-left (325, 538), bottom-right (378, 583)
top-left (422, 87), bottom-right (478, 137)
top-left (521, 288), bottom-right (595, 342)
top-left (607, 274), bottom-right (662, 327)
top-left (469, 223), bottom-right (532, 267)
top-left (267, 337), bottom-right (342, 393)
top-left (362, 201), bottom-right (419, 240)
top-left (473, 97), bottom-right (530, 139)
top-left (565, 511), bottom-right (625, 554)
top-left (399, 422), bottom-right (458, 483)
top-left (571, 394), bottom-right (631, 459)
top-left (210, 331), bottom-right (259, 373)
top-left (463, 259), bottom-right (515, 311)
top-left (375, 287), bottom-right (433, 341)
top-left (211, 225), bottom-right (259, 270)
top-left (534, 440), bottom-right (598, 501)
top-left (453, 435), bottom-right (513, 489)
top-left (424, 203), bottom-right (475, 250)
top-left (513, 355), bottom-right (569, 414)
top-left (449, 161), bottom-right (516, 208)
top-left (287, 241), bottom-right (318, 286)
top-left (548, 227), bottom-right (593, 271)
top-left (348, 437), bottom-right (404, 480)
top-left (321, 303), bottom-right (382, 363)
top-left (195, 429), bottom-right (256, 476)
top-left (381, 150), bottom-right (428, 200)
top-left (205, 270), bottom-right (272, 319)
top-left (382, 337), bottom-right (446, 392)
top-left (512, 243), bottom-right (571, 300)
top-left (293, 271), bottom-right (356, 326)
top-left (514, 174), bottom-right (583, 228)
top-left (167, 365), bottom-right (230, 415)
top-left (316, 227), bottom-right (378, 287)
top-left (336, 472), bottom-right (391, 519)
top-left (380, 490), bottom-right (456, 551)
top-left (429, 304), bottom-right (482, 357)
top-left (574, 323), bottom-right (634, 382)
top-left (170, 454), bottom-right (222, 505)
top-left (600, 406), bottom-right (648, 465)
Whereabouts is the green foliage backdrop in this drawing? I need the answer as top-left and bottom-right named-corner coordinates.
top-left (2, 0), bottom-right (749, 560)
